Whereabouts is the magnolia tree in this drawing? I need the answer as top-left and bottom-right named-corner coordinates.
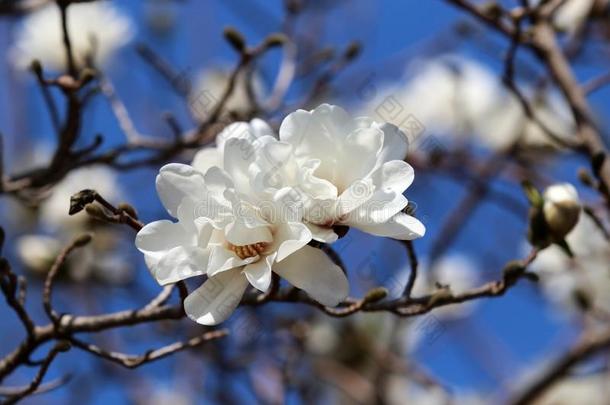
top-left (0, 0), bottom-right (609, 404)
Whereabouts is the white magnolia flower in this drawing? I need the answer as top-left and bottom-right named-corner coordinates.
top-left (193, 107), bottom-right (425, 244)
top-left (358, 56), bottom-right (575, 151)
top-left (542, 183), bottom-right (581, 239)
top-left (190, 67), bottom-right (264, 121)
top-left (532, 212), bottom-right (610, 315)
top-left (10, 2), bottom-right (134, 71)
top-left (273, 104), bottom-right (426, 242)
top-left (136, 162), bottom-right (349, 325)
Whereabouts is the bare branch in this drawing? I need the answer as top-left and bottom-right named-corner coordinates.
top-left (69, 329), bottom-right (228, 369)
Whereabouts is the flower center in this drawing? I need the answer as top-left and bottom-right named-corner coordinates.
top-left (228, 242), bottom-right (267, 260)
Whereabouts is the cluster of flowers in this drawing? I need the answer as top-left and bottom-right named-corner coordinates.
top-left (136, 104), bottom-right (426, 325)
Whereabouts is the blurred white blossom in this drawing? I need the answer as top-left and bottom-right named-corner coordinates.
top-left (15, 234), bottom-right (61, 274)
top-left (534, 0), bottom-right (601, 34)
top-left (359, 56), bottom-right (576, 151)
top-left (386, 377), bottom-right (485, 405)
top-left (532, 373), bottom-right (609, 405)
top-left (10, 2), bottom-right (134, 71)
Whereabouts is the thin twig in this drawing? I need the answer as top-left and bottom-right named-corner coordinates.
top-left (2, 341), bottom-right (70, 405)
top-left (69, 329), bottom-right (228, 369)
top-left (401, 241), bottom-right (419, 299)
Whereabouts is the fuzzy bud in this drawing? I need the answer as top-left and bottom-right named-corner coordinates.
top-left (223, 27), bottom-right (246, 53)
top-left (363, 287), bottom-right (388, 303)
top-left (542, 183), bottom-right (581, 240)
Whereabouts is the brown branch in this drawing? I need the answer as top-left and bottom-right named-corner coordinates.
top-left (57, 0), bottom-right (76, 77)
top-left (0, 260), bottom-right (36, 339)
top-left (401, 241), bottom-right (419, 298)
top-left (0, 375), bottom-right (72, 398)
top-left (509, 328), bottom-right (610, 405)
top-left (243, 248), bottom-right (539, 318)
top-left (68, 329), bottom-right (228, 369)
top-left (43, 233), bottom-right (93, 323)
top-left (2, 341), bottom-right (70, 405)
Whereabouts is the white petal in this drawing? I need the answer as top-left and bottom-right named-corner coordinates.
top-left (225, 220), bottom-right (273, 246)
top-left (337, 177), bottom-right (374, 217)
top-left (155, 163), bottom-right (206, 217)
top-left (343, 161), bottom-right (413, 225)
top-left (217, 119), bottom-right (273, 148)
top-left (249, 118), bottom-right (275, 138)
top-left (269, 222), bottom-right (311, 262)
top-left (279, 104), bottom-right (354, 185)
top-left (203, 166), bottom-right (234, 192)
top-left (243, 253), bottom-right (276, 292)
top-left (370, 160), bottom-right (414, 194)
top-left (273, 245), bottom-right (348, 306)
top-left (192, 147), bottom-right (221, 174)
top-left (306, 223), bottom-right (339, 243)
top-left (355, 212), bottom-right (425, 240)
top-left (184, 269), bottom-right (249, 325)
top-left (298, 159), bottom-right (337, 200)
top-left (377, 123), bottom-right (409, 164)
top-left (208, 245), bottom-right (258, 276)
top-left (155, 246), bottom-right (210, 285)
top-left (217, 121), bottom-right (254, 145)
top-left (340, 126), bottom-right (384, 185)
top-left (135, 220), bottom-right (195, 267)
top-left (302, 197), bottom-right (337, 227)
top-left (223, 138), bottom-right (256, 195)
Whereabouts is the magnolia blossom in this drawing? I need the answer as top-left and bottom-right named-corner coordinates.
top-left (194, 105), bottom-right (425, 243)
top-left (274, 104), bottom-right (425, 242)
top-left (137, 104), bottom-right (426, 325)
top-left (136, 164), bottom-right (348, 325)
top-left (358, 56), bottom-right (576, 151)
top-left (190, 67), bottom-right (264, 121)
top-left (10, 2), bottom-right (134, 71)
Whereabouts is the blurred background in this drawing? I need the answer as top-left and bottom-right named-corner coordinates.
top-left (1, 0), bottom-right (610, 403)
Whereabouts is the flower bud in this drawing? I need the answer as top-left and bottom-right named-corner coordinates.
top-left (223, 27), bottom-right (246, 53)
top-left (542, 183), bottom-right (581, 239)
